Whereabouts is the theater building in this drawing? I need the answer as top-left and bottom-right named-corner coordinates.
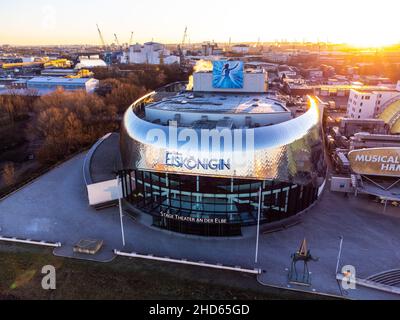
top-left (118, 61), bottom-right (327, 237)
top-left (348, 146), bottom-right (400, 204)
top-left (331, 133), bottom-right (400, 207)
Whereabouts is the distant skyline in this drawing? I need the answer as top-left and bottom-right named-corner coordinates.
top-left (0, 0), bottom-right (399, 47)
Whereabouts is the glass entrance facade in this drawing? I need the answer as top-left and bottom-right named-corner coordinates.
top-left (119, 170), bottom-right (319, 237)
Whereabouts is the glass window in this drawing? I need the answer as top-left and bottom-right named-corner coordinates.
top-left (127, 171), bottom-right (319, 230)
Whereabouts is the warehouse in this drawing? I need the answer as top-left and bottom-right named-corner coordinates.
top-left (27, 77), bottom-right (99, 94)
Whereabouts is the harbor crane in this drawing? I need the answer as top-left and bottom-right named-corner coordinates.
top-left (96, 24), bottom-right (107, 48)
top-left (129, 32), bottom-right (134, 47)
top-left (114, 33), bottom-right (121, 48)
top-left (1, 59), bottom-right (72, 70)
top-left (182, 26), bottom-right (188, 48)
top-left (177, 26), bottom-right (189, 69)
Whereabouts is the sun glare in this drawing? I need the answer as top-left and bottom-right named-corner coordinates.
top-left (347, 36), bottom-right (397, 49)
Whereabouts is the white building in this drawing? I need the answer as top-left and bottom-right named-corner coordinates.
top-left (75, 58), bottom-right (107, 69)
top-left (201, 42), bottom-right (219, 56)
top-left (308, 69), bottom-right (323, 79)
top-left (27, 77), bottom-right (99, 94)
top-left (347, 85), bottom-right (400, 119)
top-left (231, 44), bottom-right (250, 55)
top-left (127, 42), bottom-right (180, 65)
top-left (277, 65), bottom-right (297, 78)
top-left (263, 52), bottom-right (290, 63)
top-left (245, 62), bottom-right (278, 72)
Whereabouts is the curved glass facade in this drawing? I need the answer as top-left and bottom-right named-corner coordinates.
top-left (120, 93), bottom-right (326, 186)
top-left (119, 170), bottom-right (319, 237)
top-left (119, 89), bottom-right (326, 236)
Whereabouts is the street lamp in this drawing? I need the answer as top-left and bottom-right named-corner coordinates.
top-left (117, 173), bottom-right (126, 247)
top-left (336, 236), bottom-right (344, 275)
top-left (255, 186), bottom-right (262, 264)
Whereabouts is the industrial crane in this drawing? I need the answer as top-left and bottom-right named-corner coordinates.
top-left (114, 33), bottom-right (121, 48)
top-left (182, 26), bottom-right (188, 48)
top-left (96, 24), bottom-right (113, 65)
top-left (177, 26), bottom-right (188, 64)
top-left (96, 24), bottom-right (107, 48)
top-left (1, 59), bottom-right (72, 70)
top-left (129, 32), bottom-right (134, 47)
top-left (66, 69), bottom-right (94, 79)
top-left (1, 61), bottom-right (42, 69)
top-left (44, 59), bottom-right (72, 68)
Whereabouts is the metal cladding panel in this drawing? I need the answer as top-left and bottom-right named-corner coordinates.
top-left (120, 97), bottom-right (326, 187)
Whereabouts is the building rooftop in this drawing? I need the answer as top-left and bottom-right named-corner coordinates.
top-left (28, 77), bottom-right (93, 84)
top-left (75, 58), bottom-right (107, 69)
top-left (341, 118), bottom-right (386, 124)
top-left (41, 68), bottom-right (76, 73)
top-left (289, 83), bottom-right (396, 92)
top-left (349, 86), bottom-right (398, 93)
top-left (146, 92), bottom-right (288, 115)
top-left (352, 132), bottom-right (400, 142)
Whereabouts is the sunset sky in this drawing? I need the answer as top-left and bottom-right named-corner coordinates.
top-left (0, 0), bottom-right (398, 47)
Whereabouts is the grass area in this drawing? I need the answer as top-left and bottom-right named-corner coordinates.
top-left (0, 244), bottom-right (331, 300)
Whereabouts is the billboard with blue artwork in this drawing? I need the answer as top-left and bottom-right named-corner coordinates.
top-left (212, 61), bottom-right (244, 89)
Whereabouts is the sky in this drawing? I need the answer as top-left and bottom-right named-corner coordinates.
top-left (0, 0), bottom-right (398, 47)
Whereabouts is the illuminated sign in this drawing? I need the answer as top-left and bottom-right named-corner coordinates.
top-left (212, 61), bottom-right (244, 89)
top-left (348, 148), bottom-right (400, 177)
top-left (165, 152), bottom-right (231, 171)
top-left (160, 211), bottom-right (228, 224)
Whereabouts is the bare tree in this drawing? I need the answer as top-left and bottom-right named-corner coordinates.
top-left (29, 90), bottom-right (119, 164)
top-left (2, 162), bottom-right (16, 186)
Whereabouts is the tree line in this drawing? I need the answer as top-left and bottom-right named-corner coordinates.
top-left (0, 64), bottom-right (190, 170)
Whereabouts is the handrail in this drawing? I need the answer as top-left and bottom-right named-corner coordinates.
top-left (114, 250), bottom-right (262, 275)
top-left (0, 235), bottom-right (61, 248)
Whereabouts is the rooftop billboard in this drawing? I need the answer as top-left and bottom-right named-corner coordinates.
top-left (212, 61), bottom-right (244, 89)
top-left (348, 148), bottom-right (400, 177)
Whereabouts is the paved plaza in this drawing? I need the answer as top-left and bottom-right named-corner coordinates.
top-left (0, 153), bottom-right (399, 299)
